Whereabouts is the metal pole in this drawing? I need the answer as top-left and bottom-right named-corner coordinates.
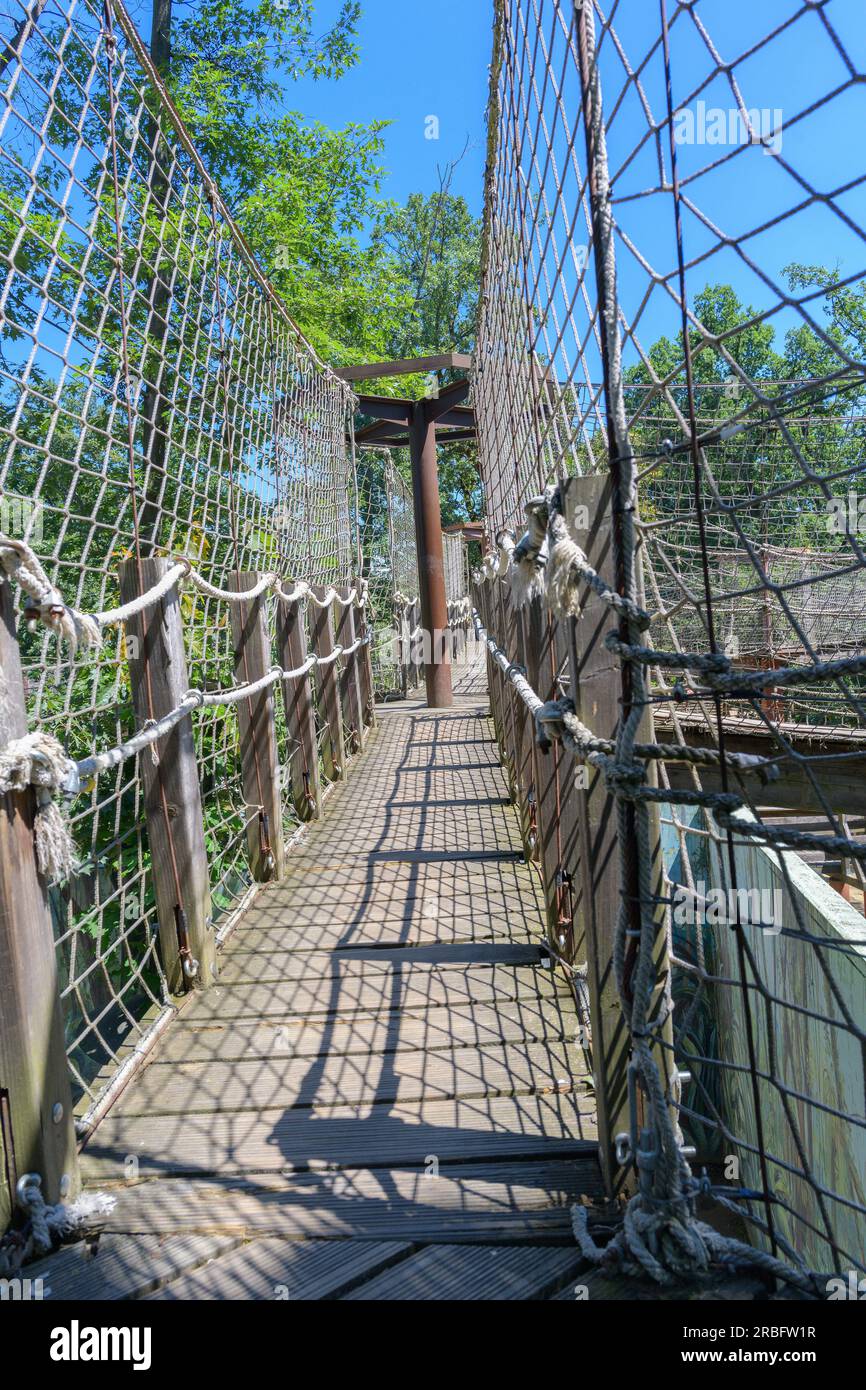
top-left (409, 399), bottom-right (453, 708)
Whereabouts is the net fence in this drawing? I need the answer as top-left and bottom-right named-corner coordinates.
top-left (0, 0), bottom-right (358, 1120)
top-left (476, 0), bottom-right (866, 1284)
top-left (356, 451), bottom-right (421, 697)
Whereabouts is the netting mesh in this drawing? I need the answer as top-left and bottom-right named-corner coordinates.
top-left (477, 0), bottom-right (866, 1280)
top-left (443, 530), bottom-right (470, 606)
top-left (356, 451), bottom-right (420, 697)
top-left (0, 0), bottom-right (356, 1116)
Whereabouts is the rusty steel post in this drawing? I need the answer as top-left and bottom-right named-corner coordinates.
top-left (409, 398), bottom-right (453, 709)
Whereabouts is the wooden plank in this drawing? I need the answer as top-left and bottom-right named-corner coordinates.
top-left (149, 997), bottom-right (576, 1066)
top-left (179, 962), bottom-right (566, 1022)
top-left (80, 1092), bottom-right (598, 1180)
top-left (0, 578), bottom-right (79, 1219)
top-left (343, 1242), bottom-right (585, 1300)
top-left (550, 1270), bottom-right (767, 1301)
top-left (111, 1041), bottom-right (581, 1116)
top-left (97, 1159), bottom-right (604, 1241)
top-left (275, 589), bottom-right (322, 821)
top-left (230, 894), bottom-right (542, 948)
top-left (146, 1237), bottom-right (411, 1301)
top-left (216, 942), bottom-right (543, 983)
top-left (336, 586), bottom-right (366, 755)
top-left (24, 1232), bottom-right (240, 1301)
top-left (563, 473), bottom-right (672, 1198)
top-left (563, 474), bottom-right (630, 1197)
top-left (310, 590), bottom-right (345, 780)
top-left (228, 571), bottom-right (285, 882)
top-left (118, 557), bottom-right (214, 993)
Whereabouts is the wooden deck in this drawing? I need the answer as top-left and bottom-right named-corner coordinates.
top-left (32, 651), bottom-right (602, 1300)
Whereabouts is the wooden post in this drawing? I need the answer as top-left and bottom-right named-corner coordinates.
top-left (517, 592), bottom-right (544, 861)
top-left (119, 558), bottom-right (214, 994)
top-left (562, 474), bottom-right (672, 1198)
top-left (275, 590), bottom-right (321, 822)
top-left (409, 399), bottom-right (453, 708)
top-left (502, 580), bottom-right (529, 817)
top-left (228, 573), bottom-right (286, 883)
top-left (310, 589), bottom-right (345, 781)
top-left (560, 475), bottom-right (627, 1196)
top-left (336, 587), bottom-right (365, 757)
top-left (354, 576), bottom-right (376, 731)
top-left (0, 580), bottom-right (79, 1222)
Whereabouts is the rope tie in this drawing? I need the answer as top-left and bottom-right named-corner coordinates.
top-left (510, 492), bottom-right (551, 608)
top-left (0, 1175), bottom-right (116, 1270)
top-left (0, 733), bottom-right (78, 880)
top-left (0, 537), bottom-right (100, 653)
top-left (546, 490), bottom-right (651, 630)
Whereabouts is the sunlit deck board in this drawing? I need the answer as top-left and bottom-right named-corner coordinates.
top-left (24, 1234), bottom-right (242, 1301)
top-left (72, 677), bottom-right (600, 1299)
top-left (81, 1090), bottom-right (597, 1180)
top-left (145, 997), bottom-right (576, 1065)
top-left (111, 1040), bottom-right (583, 1115)
top-left (341, 1242), bottom-right (586, 1300)
top-left (97, 1160), bottom-right (604, 1243)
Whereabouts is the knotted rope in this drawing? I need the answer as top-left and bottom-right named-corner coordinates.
top-left (0, 1175), bottom-right (116, 1273)
top-left (0, 535), bottom-right (367, 657)
top-left (0, 733), bottom-right (78, 879)
top-left (0, 535), bottom-right (101, 652)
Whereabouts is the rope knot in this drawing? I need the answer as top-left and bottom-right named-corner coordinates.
top-left (0, 733), bottom-right (79, 880)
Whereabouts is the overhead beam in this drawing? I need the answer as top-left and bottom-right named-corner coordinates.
top-left (337, 353), bottom-right (472, 382)
top-left (358, 428), bottom-right (477, 448)
top-left (354, 419), bottom-right (408, 445)
top-left (426, 378), bottom-right (471, 420)
top-left (355, 395), bottom-right (412, 427)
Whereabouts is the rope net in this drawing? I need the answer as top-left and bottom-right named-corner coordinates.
top-left (356, 452), bottom-right (421, 697)
top-left (477, 0), bottom-right (866, 1285)
top-left (0, 0), bottom-right (357, 1118)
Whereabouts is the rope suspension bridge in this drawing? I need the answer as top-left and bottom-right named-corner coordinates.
top-left (0, 0), bottom-right (865, 1303)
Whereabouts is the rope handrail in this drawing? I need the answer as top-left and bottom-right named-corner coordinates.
top-left (0, 536), bottom-right (368, 652)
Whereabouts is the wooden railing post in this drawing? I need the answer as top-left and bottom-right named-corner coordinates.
top-left (522, 597), bottom-right (568, 947)
top-left (310, 589), bottom-right (345, 781)
top-left (228, 572), bottom-right (286, 883)
top-left (0, 579), bottom-right (79, 1223)
top-left (336, 587), bottom-right (366, 757)
top-left (353, 577), bottom-right (376, 731)
top-left (410, 599), bottom-right (423, 690)
top-left (562, 474), bottom-right (672, 1198)
top-left (119, 558), bottom-right (215, 994)
top-left (275, 590), bottom-right (321, 822)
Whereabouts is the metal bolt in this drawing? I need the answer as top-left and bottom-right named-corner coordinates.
top-left (52, 1102), bottom-right (64, 1124)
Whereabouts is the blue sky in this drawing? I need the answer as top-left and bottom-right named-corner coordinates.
top-left (125, 0), bottom-right (865, 367)
top-left (275, 0), bottom-right (492, 212)
top-left (130, 0), bottom-right (493, 212)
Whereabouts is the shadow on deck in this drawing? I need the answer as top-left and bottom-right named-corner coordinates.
top-left (31, 648), bottom-right (605, 1301)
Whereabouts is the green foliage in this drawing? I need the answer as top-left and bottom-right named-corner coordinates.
top-left (624, 273), bottom-right (866, 550)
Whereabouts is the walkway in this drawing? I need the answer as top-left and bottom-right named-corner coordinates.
top-left (31, 650), bottom-right (601, 1300)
